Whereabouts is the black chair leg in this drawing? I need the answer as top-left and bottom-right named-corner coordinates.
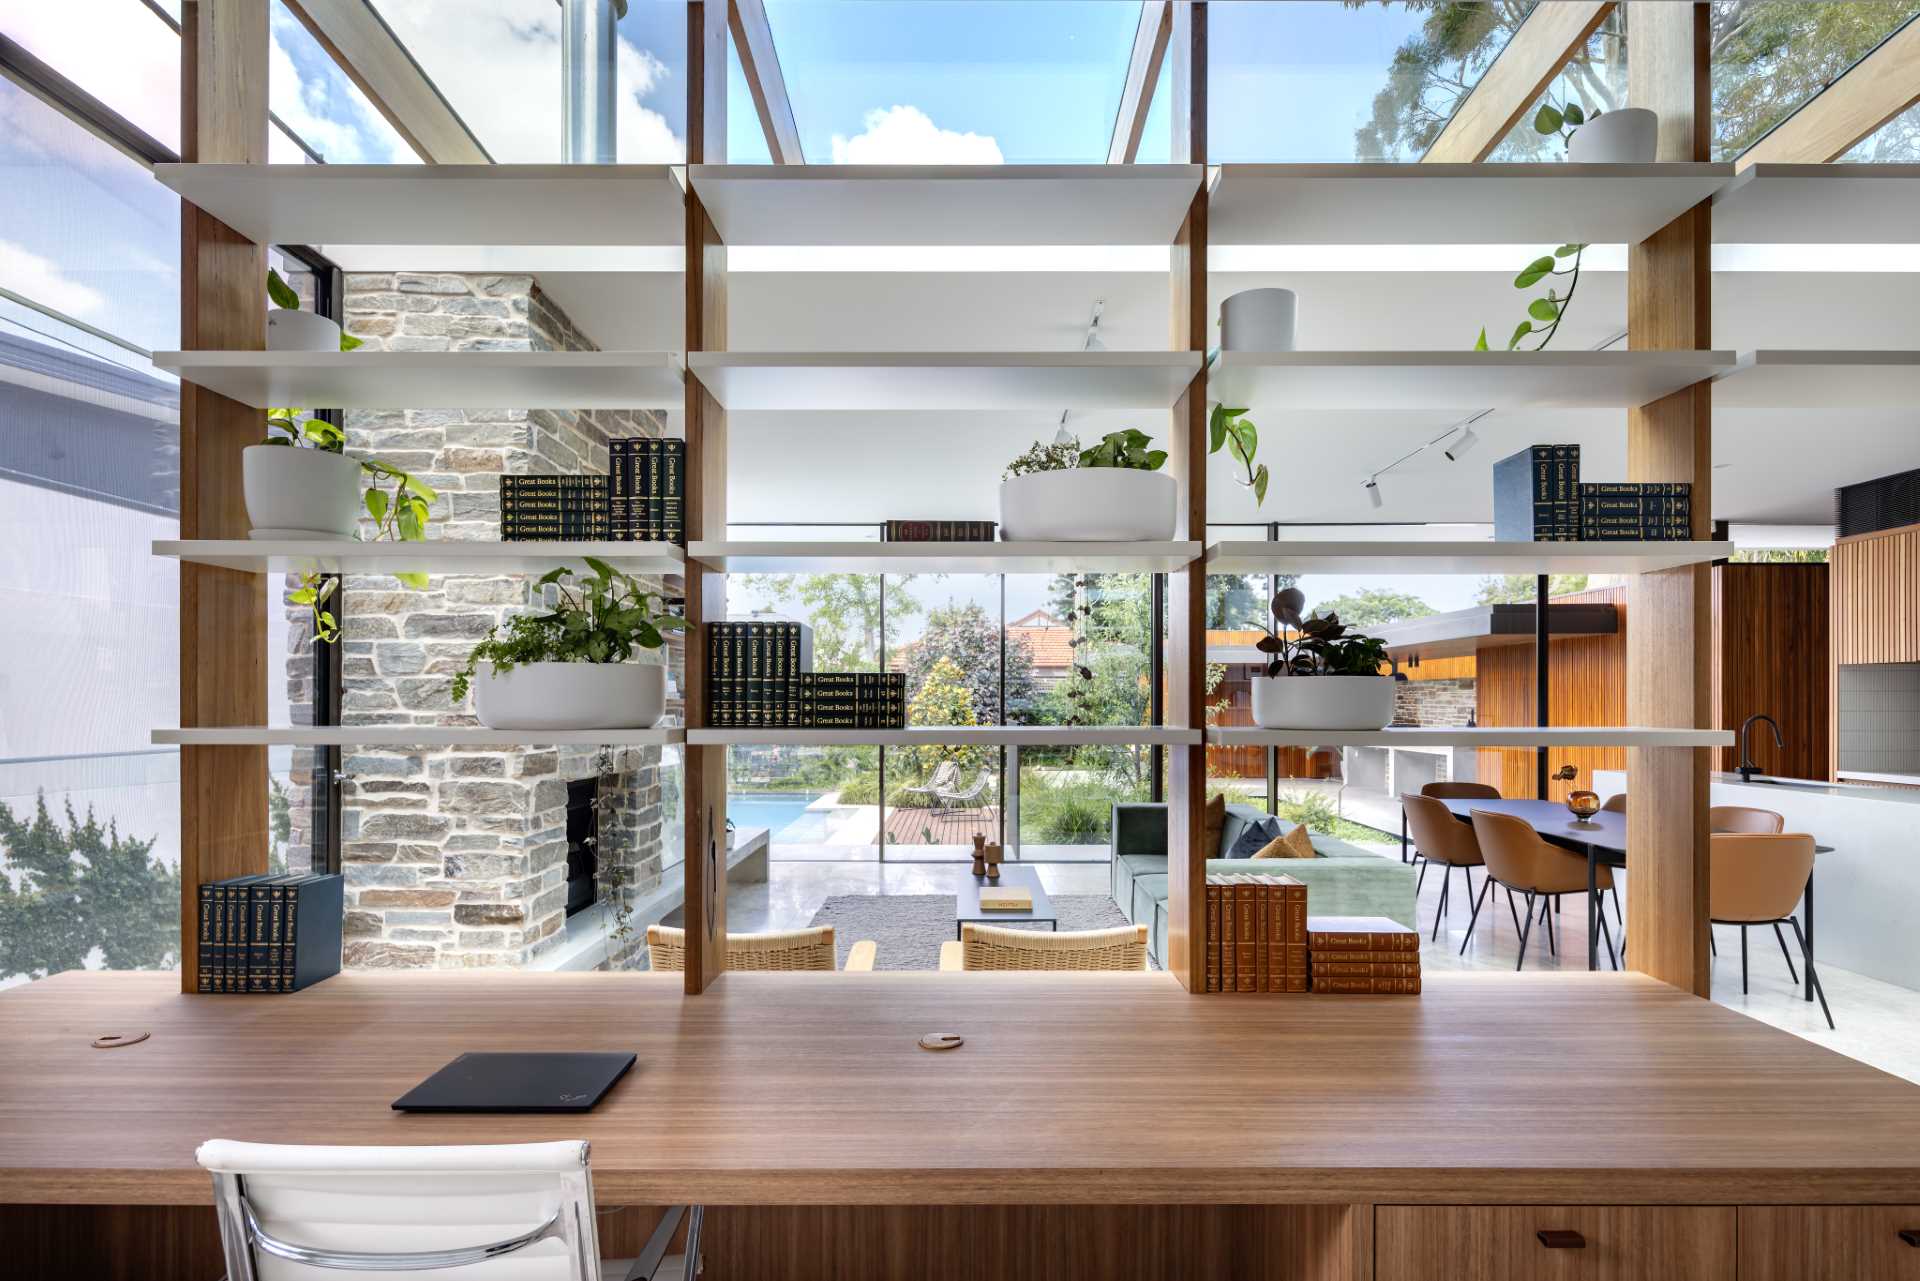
top-left (1539, 894), bottom-right (1557, 958)
top-left (1772, 921), bottom-right (1800, 987)
top-left (1461, 874), bottom-right (1494, 955)
top-left (1514, 891), bottom-right (1537, 972)
top-left (1609, 884), bottom-right (1623, 927)
top-left (1505, 887), bottom-right (1522, 936)
top-left (1416, 857), bottom-right (1429, 897)
top-left (1788, 916), bottom-right (1834, 1030)
top-left (1597, 900), bottom-right (1618, 971)
top-left (1431, 866), bottom-right (1449, 941)
top-left (1741, 925), bottom-right (1749, 995)
top-left (1710, 927), bottom-right (1717, 958)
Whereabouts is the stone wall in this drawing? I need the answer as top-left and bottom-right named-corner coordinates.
top-left (282, 272), bottom-right (681, 971)
top-left (1394, 677), bottom-right (1477, 727)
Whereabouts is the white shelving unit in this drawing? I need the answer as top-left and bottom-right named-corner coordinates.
top-left (686, 164), bottom-right (1204, 245)
top-left (1206, 726), bottom-right (1735, 749)
top-left (686, 351), bottom-right (1202, 411)
top-left (1712, 350), bottom-right (1920, 409)
top-left (689, 727), bottom-right (1200, 748)
top-left (153, 726), bottom-right (685, 748)
top-left (1209, 163), bottom-right (1734, 245)
top-left (152, 351), bottom-right (685, 411)
top-left (1208, 351), bottom-right (1736, 411)
top-left (1712, 164), bottom-right (1920, 243)
top-left (1204, 541), bottom-right (1731, 576)
top-left (153, 163), bottom-right (685, 245)
top-left (689, 541), bottom-right (1200, 574)
top-left (154, 540), bottom-right (685, 577)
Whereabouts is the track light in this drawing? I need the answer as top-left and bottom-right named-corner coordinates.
top-left (1365, 477), bottom-right (1383, 509)
top-left (1445, 424), bottom-right (1479, 461)
top-left (1054, 410), bottom-right (1075, 447)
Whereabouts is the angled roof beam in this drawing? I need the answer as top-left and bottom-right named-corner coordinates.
top-left (283, 0), bottom-right (491, 163)
top-left (1109, 0), bottom-right (1172, 164)
top-left (1737, 16), bottom-right (1920, 167)
top-left (730, 0), bottom-right (802, 164)
top-left (1423, 1), bottom-right (1615, 163)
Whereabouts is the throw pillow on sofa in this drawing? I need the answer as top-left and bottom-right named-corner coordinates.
top-left (1252, 823), bottom-right (1316, 859)
top-left (1204, 793), bottom-right (1227, 855)
top-left (1226, 816), bottom-right (1282, 858)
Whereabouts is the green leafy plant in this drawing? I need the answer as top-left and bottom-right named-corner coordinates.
top-left (1252, 586), bottom-right (1390, 678)
top-left (1208, 403), bottom-right (1269, 505)
top-left (1003, 437), bottom-right (1084, 479)
top-left (1077, 428), bottom-right (1166, 471)
top-left (450, 559), bottom-right (687, 703)
top-left (268, 267), bottom-right (362, 352)
top-left (1473, 103), bottom-right (1594, 352)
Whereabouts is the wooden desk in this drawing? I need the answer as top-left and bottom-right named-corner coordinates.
top-left (6, 970), bottom-right (1920, 1279)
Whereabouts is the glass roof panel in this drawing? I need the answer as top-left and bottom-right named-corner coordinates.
top-left (1713, 2), bottom-right (1920, 161)
top-left (1485, 6), bottom-right (1626, 162)
top-left (271, 2), bottom-right (418, 164)
top-left (761, 0), bottom-right (1141, 164)
top-left (1, 0), bottom-right (181, 150)
top-left (728, 29), bottom-right (776, 163)
top-left (1211, 0), bottom-right (1538, 162)
top-left (1842, 99), bottom-right (1920, 161)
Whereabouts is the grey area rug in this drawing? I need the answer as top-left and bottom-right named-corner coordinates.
top-left (808, 894), bottom-right (1134, 972)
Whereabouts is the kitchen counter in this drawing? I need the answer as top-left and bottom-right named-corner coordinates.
top-left (1596, 768), bottom-right (1920, 991)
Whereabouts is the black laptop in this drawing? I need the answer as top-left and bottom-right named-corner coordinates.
top-left (392, 1052), bottom-right (636, 1113)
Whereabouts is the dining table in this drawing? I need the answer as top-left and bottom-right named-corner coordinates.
top-left (1430, 798), bottom-right (1831, 993)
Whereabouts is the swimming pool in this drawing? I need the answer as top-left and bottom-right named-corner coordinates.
top-left (730, 792), bottom-right (835, 842)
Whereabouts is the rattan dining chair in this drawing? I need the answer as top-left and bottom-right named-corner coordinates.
top-left (647, 924), bottom-right (876, 972)
top-left (939, 923), bottom-right (1149, 972)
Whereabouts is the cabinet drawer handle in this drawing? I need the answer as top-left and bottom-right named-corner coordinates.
top-left (1537, 1229), bottom-right (1586, 1250)
top-left (1899, 1228), bottom-right (1920, 1248)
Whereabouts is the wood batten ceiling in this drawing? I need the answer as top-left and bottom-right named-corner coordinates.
top-left (1737, 16), bottom-right (1920, 167)
top-left (731, 0), bottom-right (802, 164)
top-left (1422, 1), bottom-right (1615, 163)
top-left (1109, 0), bottom-right (1172, 164)
top-left (283, 0), bottom-right (490, 163)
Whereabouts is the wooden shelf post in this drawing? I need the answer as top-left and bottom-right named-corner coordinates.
top-left (680, 0), bottom-right (729, 994)
top-left (178, 0), bottom-right (271, 994)
top-left (1164, 0), bottom-right (1209, 992)
top-left (1624, 0), bottom-right (1713, 996)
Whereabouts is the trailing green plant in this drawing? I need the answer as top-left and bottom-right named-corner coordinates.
top-left (1003, 437), bottom-right (1083, 479)
top-left (1208, 403), bottom-right (1269, 505)
top-left (268, 267), bottom-right (362, 352)
top-left (1077, 428), bottom-right (1166, 471)
top-left (1473, 103), bottom-right (1594, 352)
top-left (1251, 586), bottom-right (1390, 678)
top-left (450, 559), bottom-right (687, 703)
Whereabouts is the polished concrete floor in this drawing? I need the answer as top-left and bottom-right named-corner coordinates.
top-left (734, 855), bottom-right (1920, 1086)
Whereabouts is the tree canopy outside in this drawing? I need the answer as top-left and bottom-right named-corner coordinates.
top-left (0, 794), bottom-right (178, 983)
top-left (1311, 587), bottom-right (1437, 629)
top-left (899, 601), bottom-right (1038, 726)
top-left (736, 572), bottom-right (921, 672)
top-left (1476, 572), bottom-right (1591, 604)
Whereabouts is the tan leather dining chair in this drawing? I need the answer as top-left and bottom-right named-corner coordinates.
top-left (1469, 809), bottom-right (1617, 970)
top-left (1710, 805), bottom-right (1785, 834)
top-left (1401, 781), bottom-right (1500, 867)
top-left (647, 924), bottom-right (876, 972)
top-left (1600, 793), bottom-right (1627, 814)
top-left (1402, 793), bottom-right (1488, 942)
top-left (939, 923), bottom-right (1149, 972)
top-left (1711, 833), bottom-right (1832, 1028)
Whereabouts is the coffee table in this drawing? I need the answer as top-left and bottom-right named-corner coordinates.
top-left (954, 865), bottom-right (1057, 939)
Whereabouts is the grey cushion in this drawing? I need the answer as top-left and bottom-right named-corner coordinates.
top-left (1216, 804), bottom-right (1271, 858)
top-left (1225, 816), bottom-right (1282, 858)
top-left (1131, 874), bottom-right (1169, 929)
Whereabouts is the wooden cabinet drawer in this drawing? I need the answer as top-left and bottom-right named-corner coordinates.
top-left (1375, 1206), bottom-right (1734, 1281)
top-left (1740, 1206), bottom-right (1920, 1280)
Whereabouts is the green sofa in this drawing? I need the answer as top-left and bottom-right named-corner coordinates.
top-left (1109, 803), bottom-right (1417, 968)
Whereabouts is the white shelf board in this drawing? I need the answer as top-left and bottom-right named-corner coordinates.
top-left (151, 351), bottom-right (684, 410)
top-left (154, 540), bottom-right (684, 577)
top-left (689, 541), bottom-right (1200, 574)
top-left (153, 726), bottom-right (684, 748)
top-left (687, 351), bottom-right (1202, 411)
top-left (1208, 350), bottom-right (1735, 411)
top-left (1210, 163), bottom-right (1733, 246)
top-left (1712, 350), bottom-right (1920, 409)
top-left (1204, 541), bottom-right (1731, 576)
top-left (688, 726), bottom-right (1201, 747)
top-left (1712, 164), bottom-right (1920, 243)
top-left (1206, 726), bottom-right (1735, 749)
top-left (153, 164), bottom-right (684, 246)
top-left (686, 164), bottom-right (1203, 246)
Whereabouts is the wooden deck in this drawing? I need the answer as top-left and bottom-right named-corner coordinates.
top-left (882, 804), bottom-right (1003, 846)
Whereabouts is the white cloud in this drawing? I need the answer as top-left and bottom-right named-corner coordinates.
top-left (270, 31), bottom-right (376, 164)
top-left (0, 240), bottom-right (108, 319)
top-left (830, 106), bottom-right (1005, 165)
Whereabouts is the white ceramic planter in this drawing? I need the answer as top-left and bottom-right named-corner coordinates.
top-left (1251, 675), bottom-right (1396, 731)
top-left (242, 445), bottom-right (363, 539)
top-left (1220, 287), bottom-right (1297, 351)
top-left (267, 308), bottom-right (343, 352)
top-left (1567, 108), bottom-right (1658, 163)
top-left (998, 468), bottom-right (1176, 542)
top-left (471, 661), bottom-right (667, 731)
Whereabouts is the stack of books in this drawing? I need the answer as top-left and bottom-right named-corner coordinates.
top-left (500, 474), bottom-right (609, 541)
top-left (705, 623), bottom-right (910, 730)
top-left (1579, 482), bottom-right (1692, 540)
top-left (1203, 872), bottom-right (1307, 994)
top-left (806, 671), bottom-right (906, 730)
top-left (194, 872), bottom-right (343, 994)
top-left (1306, 915), bottom-right (1421, 994)
top-left (1492, 444), bottom-right (1581, 541)
top-left (611, 438), bottom-right (686, 544)
top-left (882, 520), bottom-right (996, 542)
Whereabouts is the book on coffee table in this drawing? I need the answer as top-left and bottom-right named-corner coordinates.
top-left (978, 887), bottom-right (1033, 911)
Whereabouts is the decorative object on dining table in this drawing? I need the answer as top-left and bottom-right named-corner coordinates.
top-left (1247, 587), bottom-right (1394, 731)
top-left (1565, 789), bottom-right (1603, 825)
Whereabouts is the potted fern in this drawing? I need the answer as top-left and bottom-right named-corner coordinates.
top-left (1249, 588), bottom-right (1395, 731)
top-left (451, 560), bottom-right (686, 731)
top-left (998, 428), bottom-right (1175, 541)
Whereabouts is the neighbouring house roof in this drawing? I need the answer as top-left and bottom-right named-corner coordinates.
top-left (1009, 620), bottom-right (1074, 670)
top-left (1372, 602), bottom-right (1619, 661)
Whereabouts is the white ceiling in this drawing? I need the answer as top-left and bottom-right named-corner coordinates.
top-left (533, 266), bottom-right (1920, 529)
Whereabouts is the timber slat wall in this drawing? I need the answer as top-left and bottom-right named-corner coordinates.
top-left (1712, 562), bottom-right (1830, 779)
top-left (1476, 586), bottom-right (1629, 800)
top-left (1830, 523), bottom-right (1920, 665)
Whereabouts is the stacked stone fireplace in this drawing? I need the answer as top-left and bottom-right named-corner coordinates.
top-left (283, 272), bottom-right (681, 971)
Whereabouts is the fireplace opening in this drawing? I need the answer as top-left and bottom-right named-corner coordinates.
top-left (565, 777), bottom-right (600, 918)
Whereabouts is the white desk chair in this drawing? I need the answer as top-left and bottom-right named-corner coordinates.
top-left (196, 1139), bottom-right (695, 1280)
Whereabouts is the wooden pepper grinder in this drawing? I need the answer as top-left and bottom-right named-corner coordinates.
top-left (983, 841), bottom-right (1003, 882)
top-left (971, 832), bottom-right (988, 877)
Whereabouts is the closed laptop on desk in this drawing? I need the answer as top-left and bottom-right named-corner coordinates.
top-left (392, 1052), bottom-right (635, 1113)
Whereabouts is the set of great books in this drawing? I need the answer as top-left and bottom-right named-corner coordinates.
top-left (706, 621), bottom-right (906, 729)
top-left (1204, 873), bottom-right (1307, 993)
top-left (1306, 915), bottom-right (1422, 994)
top-left (499, 437), bottom-right (685, 543)
top-left (1493, 444), bottom-right (1693, 542)
top-left (194, 872), bottom-right (343, 994)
